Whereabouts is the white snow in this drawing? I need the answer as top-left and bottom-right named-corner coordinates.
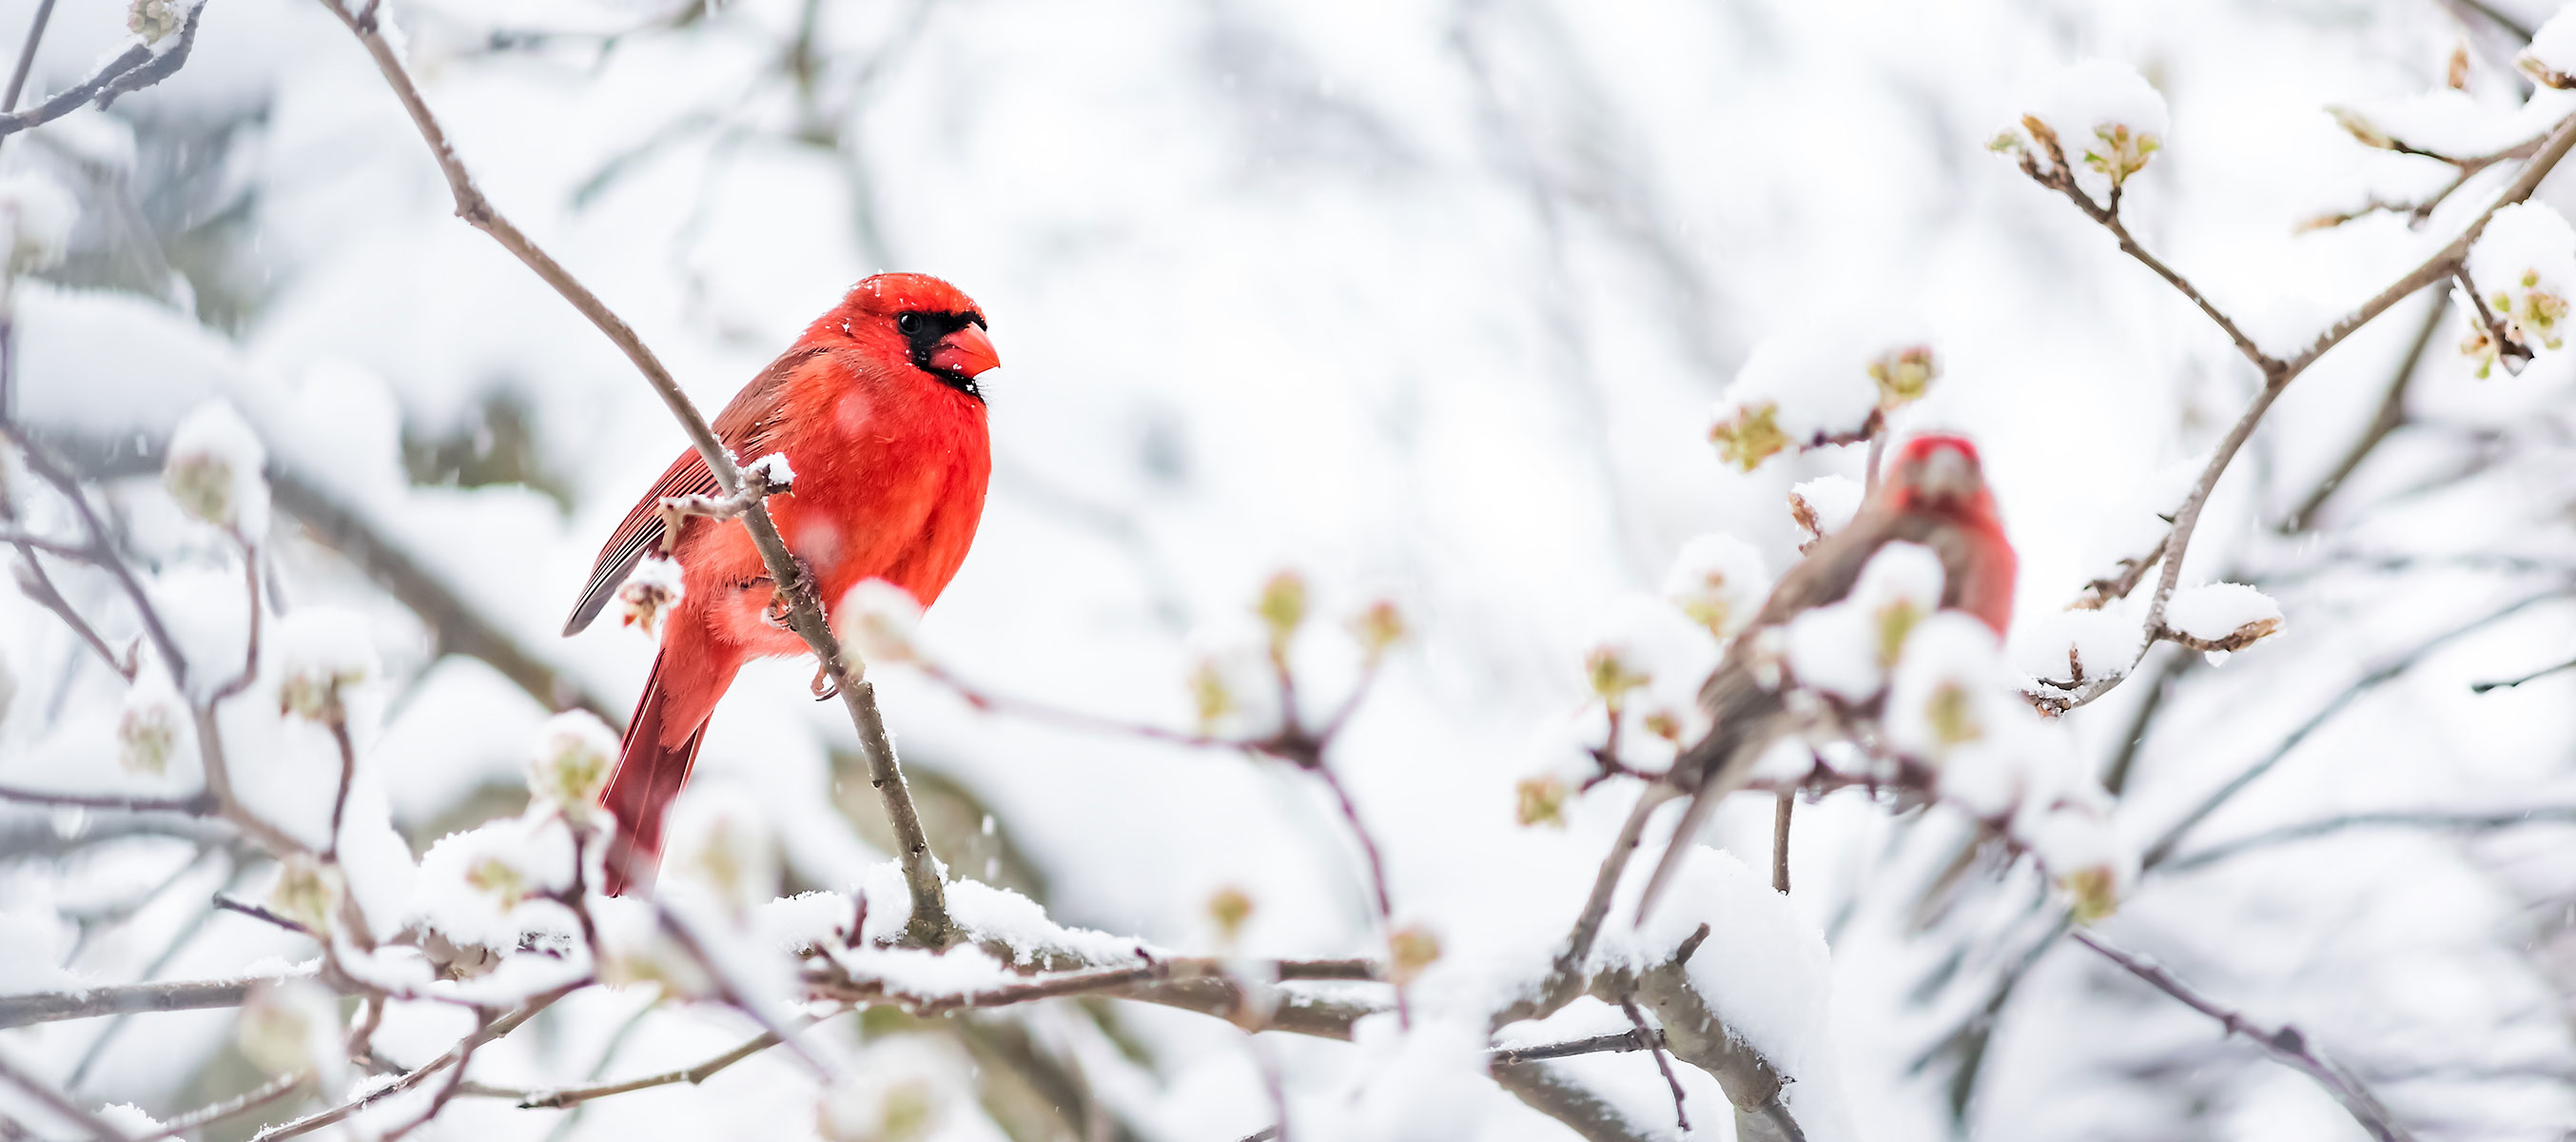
top-left (163, 401), bottom-right (271, 536)
top-left (1789, 475), bottom-right (1866, 546)
top-left (1708, 337), bottom-right (1885, 470)
top-left (836, 578), bottom-right (927, 666)
top-left (1883, 612), bottom-right (2017, 761)
top-left (663, 785), bottom-right (782, 917)
top-left (1999, 59), bottom-right (2168, 193)
top-left (1782, 542), bottom-right (1946, 700)
top-left (1661, 533), bottom-right (1770, 640)
top-left (2466, 203), bottom-right (2576, 354)
top-left (526, 710), bottom-right (617, 820)
top-left (1181, 615), bottom-right (1283, 738)
top-left (0, 174), bottom-right (72, 277)
top-left (2527, 6), bottom-right (2576, 85)
top-left (2162, 581), bottom-right (2284, 643)
top-left (2013, 607), bottom-right (2142, 686)
top-left (115, 665), bottom-right (190, 776)
top-left (409, 813), bottom-right (577, 954)
top-left (746, 450), bottom-right (795, 489)
top-left (270, 607), bottom-right (378, 723)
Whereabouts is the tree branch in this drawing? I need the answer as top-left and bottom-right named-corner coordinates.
top-left (2160, 807), bottom-right (2576, 873)
top-left (0, 968), bottom-right (318, 1030)
top-left (318, 0), bottom-right (953, 944)
top-left (0, 2), bottom-right (204, 141)
top-left (247, 985), bottom-right (576, 1142)
top-left (2072, 931), bottom-right (2414, 1141)
top-left (0, 1047), bottom-right (134, 1142)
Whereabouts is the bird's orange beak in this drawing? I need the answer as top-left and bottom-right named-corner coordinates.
top-left (929, 325), bottom-right (1001, 379)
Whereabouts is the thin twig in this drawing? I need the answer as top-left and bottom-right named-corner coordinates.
top-left (247, 986), bottom-right (577, 1142)
top-left (1485, 1028), bottom-right (1662, 1065)
top-left (144, 1071), bottom-right (306, 1140)
top-left (1620, 996), bottom-right (1688, 1132)
top-left (1769, 791), bottom-right (1793, 894)
top-left (2470, 656), bottom-right (2576, 693)
top-left (2071, 931), bottom-right (2414, 1141)
top-left (1495, 782), bottom-right (1678, 1028)
top-left (0, 784), bottom-right (210, 814)
top-left (515, 1025), bottom-right (790, 1109)
top-left (317, 0), bottom-right (954, 945)
top-left (2282, 296), bottom-right (2445, 533)
top-left (2161, 807), bottom-right (2576, 873)
top-left (0, 1047), bottom-right (134, 1142)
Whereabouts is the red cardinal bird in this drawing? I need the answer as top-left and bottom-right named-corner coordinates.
top-left (1634, 434), bottom-right (2016, 920)
top-left (563, 273), bottom-right (1001, 895)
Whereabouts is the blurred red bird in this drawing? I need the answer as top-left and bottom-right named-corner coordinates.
top-left (1635, 434), bottom-right (2016, 919)
top-left (564, 273), bottom-right (1000, 895)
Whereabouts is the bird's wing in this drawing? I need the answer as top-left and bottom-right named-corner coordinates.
top-left (560, 347), bottom-right (826, 636)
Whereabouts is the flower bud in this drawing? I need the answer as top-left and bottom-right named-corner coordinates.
top-left (527, 711), bottom-right (616, 821)
top-left (836, 579), bottom-right (924, 665)
top-left (1255, 569), bottom-right (1308, 654)
top-left (1388, 924), bottom-right (1441, 987)
top-left (273, 610), bottom-right (374, 725)
top-left (615, 557), bottom-right (686, 638)
top-left (236, 978), bottom-right (339, 1078)
top-left (1206, 885), bottom-right (1254, 945)
top-left (1514, 776), bottom-right (1568, 828)
top-left (117, 669), bottom-right (186, 776)
top-left (1349, 600), bottom-right (1406, 660)
top-left (1583, 646), bottom-right (1649, 703)
top-left (269, 856), bottom-right (342, 935)
top-left (819, 1076), bottom-right (944, 1142)
top-left (1867, 345), bottom-right (1938, 410)
top-left (163, 403), bottom-right (268, 535)
top-left (1708, 402), bottom-right (1787, 472)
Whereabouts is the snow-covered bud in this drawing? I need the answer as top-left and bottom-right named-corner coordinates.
top-left (2521, 9), bottom-right (2576, 89)
top-left (1349, 599), bottom-right (1407, 660)
top-left (1998, 60), bottom-right (2168, 188)
top-left (666, 789), bottom-right (778, 916)
top-left (2325, 105), bottom-right (2396, 149)
top-left (1387, 924), bottom-right (1441, 987)
top-left (1708, 338), bottom-right (1883, 472)
top-left (1787, 476), bottom-right (1864, 552)
top-left (235, 978), bottom-right (340, 1078)
top-left (2466, 204), bottom-right (2576, 358)
top-left (127, 0), bottom-right (193, 45)
top-left (268, 856), bottom-right (342, 935)
top-left (615, 556), bottom-right (685, 638)
top-left (163, 402), bottom-right (269, 535)
top-left (744, 451), bottom-right (795, 494)
top-left (1782, 542), bottom-right (1945, 700)
top-left (411, 817), bottom-right (574, 958)
top-left (1183, 619), bottom-right (1278, 737)
top-left (2014, 608), bottom-right (2141, 689)
top-left (2462, 322), bottom-right (2504, 380)
top-left (1867, 345), bottom-right (1938, 410)
top-left (1515, 775), bottom-right (1569, 828)
top-left (819, 1075), bottom-right (945, 1142)
top-left (836, 579), bottom-right (924, 665)
top-left (527, 711), bottom-right (616, 821)
top-left (2022, 798), bottom-right (2130, 923)
top-left (1583, 645), bottom-right (1649, 703)
top-left (1661, 534), bottom-right (1768, 641)
top-left (0, 175), bottom-right (72, 277)
top-left (1884, 614), bottom-right (2015, 760)
top-left (273, 610), bottom-right (374, 724)
top-left (116, 667), bottom-right (188, 776)
top-left (1255, 569), bottom-right (1309, 655)
top-left (2160, 582), bottom-right (2283, 660)
top-left (1206, 886), bottom-right (1254, 945)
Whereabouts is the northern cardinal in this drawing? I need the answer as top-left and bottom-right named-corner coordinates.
top-left (1634, 434), bottom-right (2016, 920)
top-left (563, 273), bottom-right (1001, 895)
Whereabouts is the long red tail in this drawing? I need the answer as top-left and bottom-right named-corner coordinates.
top-left (600, 650), bottom-right (715, 896)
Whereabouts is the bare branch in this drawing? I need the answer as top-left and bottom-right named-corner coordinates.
top-left (247, 985), bottom-right (578, 1142)
top-left (144, 1071), bottom-right (306, 1140)
top-left (2072, 931), bottom-right (2414, 1141)
top-left (0, 3), bottom-right (205, 142)
top-left (2161, 807), bottom-right (2576, 873)
top-left (514, 1025), bottom-right (790, 1110)
top-left (0, 784), bottom-right (210, 815)
top-left (317, 0), bottom-right (955, 945)
top-left (0, 968), bottom-right (318, 1030)
top-left (2282, 296), bottom-right (2445, 533)
top-left (0, 1047), bottom-right (134, 1142)
top-left (1496, 781), bottom-right (1678, 1028)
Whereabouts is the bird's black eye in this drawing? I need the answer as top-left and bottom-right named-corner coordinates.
top-left (896, 312), bottom-right (924, 334)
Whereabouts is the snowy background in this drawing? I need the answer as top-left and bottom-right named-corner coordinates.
top-left (7, 0), bottom-right (2576, 1138)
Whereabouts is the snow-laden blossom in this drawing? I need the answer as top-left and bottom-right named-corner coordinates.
top-left (526, 711), bottom-right (616, 821)
top-left (116, 665), bottom-right (188, 776)
top-left (1585, 594), bottom-right (1720, 761)
top-left (615, 555), bottom-right (685, 637)
top-left (1708, 338), bottom-right (1906, 471)
top-left (163, 402), bottom-right (269, 535)
top-left (2018, 789), bottom-right (2132, 923)
top-left (267, 855), bottom-right (342, 935)
top-left (272, 608), bottom-right (375, 723)
top-left (0, 175), bottom-right (72, 276)
top-left (1660, 534), bottom-right (1769, 641)
top-left (1782, 542), bottom-right (1945, 700)
top-left (2465, 203), bottom-right (2576, 367)
top-left (1992, 59), bottom-right (2168, 190)
top-left (818, 1043), bottom-right (962, 1142)
top-left (2014, 607), bottom-right (2142, 687)
top-left (411, 814), bottom-right (576, 956)
top-left (2161, 581), bottom-right (2283, 655)
top-left (837, 578), bottom-right (924, 665)
top-left (1788, 475), bottom-right (1865, 550)
top-left (235, 978), bottom-right (343, 1083)
top-left (1883, 613), bottom-right (2020, 761)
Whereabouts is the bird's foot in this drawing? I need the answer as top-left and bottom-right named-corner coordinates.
top-left (811, 660), bottom-right (839, 701)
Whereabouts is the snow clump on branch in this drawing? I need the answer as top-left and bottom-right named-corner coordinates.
top-left (0, 174), bottom-right (73, 276)
top-left (1782, 541), bottom-right (1944, 700)
top-left (527, 711), bottom-right (616, 821)
top-left (1660, 534), bottom-right (1769, 641)
top-left (1789, 475), bottom-right (1864, 550)
top-left (2464, 202), bottom-right (2576, 374)
top-left (1708, 338), bottom-right (1939, 471)
top-left (2161, 581), bottom-right (2284, 657)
